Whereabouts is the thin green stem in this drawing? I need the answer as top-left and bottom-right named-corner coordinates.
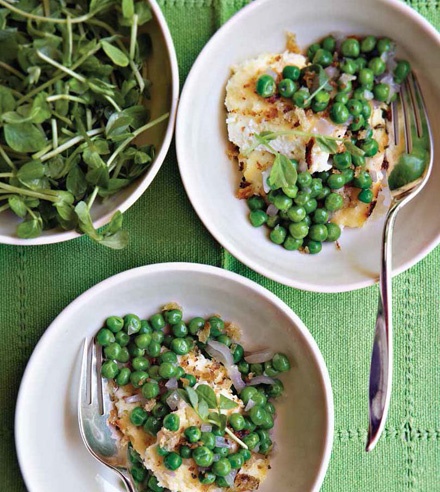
top-left (224, 427), bottom-right (248, 450)
top-left (104, 95), bottom-right (122, 112)
top-left (36, 50), bottom-right (86, 83)
top-left (39, 128), bottom-right (104, 162)
top-left (107, 113), bottom-right (170, 170)
top-left (86, 109), bottom-right (92, 132)
top-left (87, 186), bottom-right (99, 210)
top-left (0, 183), bottom-right (58, 202)
top-left (0, 203), bottom-right (10, 213)
top-left (130, 15), bottom-right (138, 60)
top-left (42, 0), bottom-right (50, 16)
top-left (0, 0), bottom-right (110, 24)
top-left (305, 79), bottom-right (330, 104)
top-left (26, 206), bottom-right (37, 220)
top-left (51, 110), bottom-right (74, 128)
top-left (66, 15), bottom-right (73, 67)
top-left (0, 145), bottom-right (17, 171)
top-left (0, 61), bottom-right (25, 80)
top-left (0, 173), bottom-right (14, 178)
top-left (47, 94), bottom-right (88, 104)
top-left (52, 118), bottom-right (58, 149)
top-left (0, 194), bottom-right (14, 200)
top-left (32, 144), bottom-right (53, 160)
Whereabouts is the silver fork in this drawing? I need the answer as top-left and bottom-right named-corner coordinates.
top-left (366, 73), bottom-right (433, 452)
top-left (78, 338), bottom-right (136, 491)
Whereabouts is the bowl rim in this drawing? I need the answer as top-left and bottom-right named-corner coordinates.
top-left (0, 0), bottom-right (180, 246)
top-left (175, 0), bottom-right (440, 293)
top-left (15, 261), bottom-right (334, 492)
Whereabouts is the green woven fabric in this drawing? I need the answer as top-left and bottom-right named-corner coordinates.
top-left (1, 0), bottom-right (439, 490)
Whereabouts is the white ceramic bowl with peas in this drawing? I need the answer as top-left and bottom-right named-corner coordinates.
top-left (176, 0), bottom-right (440, 292)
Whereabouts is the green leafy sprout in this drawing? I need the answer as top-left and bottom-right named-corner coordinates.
top-left (245, 130), bottom-right (365, 190)
top-left (0, 0), bottom-right (169, 248)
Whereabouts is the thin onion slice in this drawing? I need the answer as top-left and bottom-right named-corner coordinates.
top-left (166, 390), bottom-right (182, 411)
top-left (206, 340), bottom-right (246, 392)
top-left (266, 204), bottom-right (279, 217)
top-left (215, 436), bottom-right (231, 448)
top-left (262, 168), bottom-right (272, 193)
top-left (244, 349), bottom-right (274, 364)
top-left (201, 424), bottom-right (212, 433)
top-left (248, 375), bottom-right (277, 386)
top-left (244, 398), bottom-right (256, 412)
top-left (165, 378), bottom-right (178, 390)
top-left (224, 470), bottom-right (238, 487)
top-left (124, 394), bottom-right (146, 404)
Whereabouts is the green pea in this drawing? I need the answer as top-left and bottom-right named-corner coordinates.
top-left (249, 208), bottom-right (268, 227)
top-left (150, 313), bottom-right (166, 331)
top-left (164, 309), bottom-right (182, 325)
top-left (214, 446), bottom-right (229, 457)
top-left (101, 360), bottom-right (119, 379)
top-left (240, 448), bottom-right (252, 462)
top-left (115, 331), bottom-right (129, 347)
top-left (123, 314), bottom-right (141, 334)
top-left (377, 37), bottom-right (393, 54)
top-left (289, 221), bottom-right (309, 240)
top-left (296, 172), bottom-right (311, 189)
top-left (333, 152), bottom-right (352, 170)
top-left (303, 215), bottom-right (312, 227)
top-left (287, 205), bottom-right (306, 223)
top-left (128, 343), bottom-right (144, 358)
top-left (308, 224), bottom-right (328, 242)
top-left (368, 57), bottom-right (386, 76)
top-left (327, 173), bottom-right (345, 189)
top-left (282, 184), bottom-right (299, 198)
top-left (352, 154), bottom-right (366, 167)
top-left (247, 195), bottom-right (265, 211)
top-left (250, 363), bottom-right (264, 376)
top-left (147, 341), bottom-right (161, 358)
top-left (322, 35), bottom-right (336, 52)
top-left (304, 198), bottom-right (318, 214)
top-left (156, 445), bottom-right (169, 456)
top-left (358, 188), bottom-right (374, 203)
top-left (325, 192), bottom-right (344, 211)
top-left (309, 178), bottom-right (323, 198)
top-left (151, 331), bottom-right (164, 343)
top-left (373, 83), bottom-right (390, 102)
top-left (342, 168), bottom-right (354, 183)
top-left (330, 102), bottom-right (350, 124)
top-left (104, 342), bottom-right (122, 360)
top-left (341, 38), bottom-right (360, 58)
top-left (349, 115), bottom-right (365, 132)
top-left (282, 65), bottom-right (301, 81)
top-left (116, 367), bottom-right (131, 386)
top-left (142, 381), bottom-right (160, 400)
top-left (139, 320), bottom-right (152, 334)
top-left (148, 365), bottom-right (161, 380)
top-left (231, 343), bottom-right (244, 363)
top-left (160, 350), bottom-right (178, 364)
top-left (130, 407), bottom-right (148, 426)
top-left (267, 379), bottom-right (284, 398)
top-left (352, 87), bottom-right (367, 101)
top-left (266, 214), bottom-right (281, 229)
top-left (212, 425), bottom-right (226, 436)
top-left (199, 471), bottom-right (216, 485)
top-left (252, 390), bottom-right (267, 406)
top-left (243, 417), bottom-right (256, 432)
top-left (283, 236), bottom-right (302, 251)
top-left (250, 406), bottom-right (269, 426)
top-left (192, 445), bottom-right (214, 467)
top-left (132, 356), bottom-right (150, 372)
top-left (212, 458), bottom-right (232, 477)
top-left (148, 475), bottom-right (164, 492)
top-left (130, 370), bottom-right (149, 388)
top-left (229, 413), bottom-right (246, 431)
top-left (240, 386), bottom-right (258, 404)
top-left (292, 87), bottom-right (311, 109)
top-left (313, 48), bottom-right (333, 67)
top-left (209, 317), bottom-right (224, 337)
top-left (185, 426), bottom-right (201, 443)
top-left (340, 58), bottom-right (357, 75)
top-left (359, 138), bottom-right (379, 157)
top-left (238, 360), bottom-right (250, 374)
top-left (256, 74), bottom-right (276, 98)
top-left (180, 445), bottom-right (192, 459)
top-left (361, 35), bottom-right (376, 53)
top-left (188, 317), bottom-right (205, 335)
top-left (347, 99), bottom-right (363, 117)
top-left (263, 360), bottom-right (279, 377)
top-left (228, 452), bottom-right (244, 470)
top-left (294, 191), bottom-right (310, 207)
top-left (201, 431), bottom-right (216, 450)
top-left (159, 362), bottom-right (177, 379)
top-left (355, 57), bottom-right (367, 72)
top-left (243, 432), bottom-right (260, 450)
top-left (128, 446), bottom-right (142, 464)
top-left (152, 402), bottom-right (169, 418)
top-left (317, 186), bottom-right (331, 200)
top-left (326, 222), bottom-right (341, 242)
top-left (265, 402), bottom-right (276, 415)
top-left (164, 452), bottom-right (182, 471)
top-left (272, 353), bottom-right (291, 372)
top-left (394, 60), bottom-right (411, 83)
top-left (358, 67), bottom-right (374, 87)
top-left (163, 413), bottom-right (180, 431)
top-left (353, 171), bottom-right (373, 189)
top-left (278, 78), bottom-right (297, 98)
top-left (131, 464), bottom-right (147, 482)
top-left (171, 321), bottom-right (188, 338)
top-left (273, 193), bottom-right (293, 211)
top-left (96, 328), bottom-right (115, 347)
top-left (334, 92), bottom-right (349, 105)
top-left (312, 208), bottom-right (329, 224)
top-left (144, 416), bottom-right (162, 436)
top-left (182, 373), bottom-right (196, 387)
top-left (259, 440), bottom-right (273, 454)
top-left (106, 316), bottom-right (124, 333)
top-left (269, 225), bottom-right (287, 245)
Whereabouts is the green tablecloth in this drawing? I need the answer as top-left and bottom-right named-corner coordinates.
top-left (1, 0), bottom-right (439, 490)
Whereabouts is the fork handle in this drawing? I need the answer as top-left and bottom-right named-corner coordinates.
top-left (366, 204), bottom-right (399, 452)
top-left (117, 469), bottom-right (137, 492)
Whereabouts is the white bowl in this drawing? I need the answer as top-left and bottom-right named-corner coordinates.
top-left (176, 0), bottom-right (440, 292)
top-left (0, 0), bottom-right (179, 246)
top-left (15, 263), bottom-right (333, 492)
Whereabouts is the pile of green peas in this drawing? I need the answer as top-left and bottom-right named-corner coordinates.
top-left (97, 308), bottom-right (290, 490)
top-left (247, 153), bottom-right (377, 254)
top-left (256, 34), bottom-right (410, 127)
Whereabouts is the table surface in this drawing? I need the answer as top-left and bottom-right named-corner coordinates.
top-left (1, 0), bottom-right (439, 491)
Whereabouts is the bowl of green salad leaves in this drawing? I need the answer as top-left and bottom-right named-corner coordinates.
top-left (0, 0), bottom-right (179, 247)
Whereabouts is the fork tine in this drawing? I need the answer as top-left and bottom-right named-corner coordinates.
top-left (400, 77), bottom-right (414, 154)
top-left (91, 338), bottom-right (104, 416)
top-left (79, 338), bottom-right (91, 410)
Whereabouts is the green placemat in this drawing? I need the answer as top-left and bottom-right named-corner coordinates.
top-left (1, 0), bottom-right (439, 490)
